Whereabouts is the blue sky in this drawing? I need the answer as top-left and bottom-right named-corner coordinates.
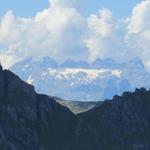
top-left (0, 0), bottom-right (49, 17)
top-left (82, 0), bottom-right (142, 18)
top-left (0, 0), bottom-right (142, 18)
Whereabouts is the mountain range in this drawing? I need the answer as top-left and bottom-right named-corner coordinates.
top-left (0, 65), bottom-right (150, 149)
top-left (11, 56), bottom-right (150, 101)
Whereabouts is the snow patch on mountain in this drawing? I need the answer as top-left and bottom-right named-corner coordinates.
top-left (10, 56), bottom-right (150, 101)
top-left (27, 75), bottom-right (34, 85)
top-left (46, 68), bottom-right (122, 80)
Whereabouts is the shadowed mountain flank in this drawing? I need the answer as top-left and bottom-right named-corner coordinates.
top-left (0, 66), bottom-right (150, 150)
top-left (0, 66), bottom-right (76, 150)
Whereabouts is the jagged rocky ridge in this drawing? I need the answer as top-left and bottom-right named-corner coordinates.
top-left (0, 66), bottom-right (76, 150)
top-left (0, 66), bottom-right (150, 150)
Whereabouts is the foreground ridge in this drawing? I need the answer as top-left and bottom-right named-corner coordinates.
top-left (0, 67), bottom-right (150, 150)
top-left (0, 68), bottom-right (76, 150)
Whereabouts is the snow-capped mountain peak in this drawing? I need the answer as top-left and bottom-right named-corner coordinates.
top-left (11, 57), bottom-right (150, 101)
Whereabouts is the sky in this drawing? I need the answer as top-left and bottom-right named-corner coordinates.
top-left (0, 0), bottom-right (150, 70)
top-left (0, 0), bottom-right (49, 17)
top-left (0, 0), bottom-right (142, 18)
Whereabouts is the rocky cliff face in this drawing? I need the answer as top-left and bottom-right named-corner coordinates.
top-left (0, 67), bottom-right (76, 150)
top-left (0, 66), bottom-right (150, 150)
top-left (77, 88), bottom-right (150, 150)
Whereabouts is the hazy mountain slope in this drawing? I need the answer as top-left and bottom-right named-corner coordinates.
top-left (11, 57), bottom-right (150, 101)
top-left (53, 97), bottom-right (99, 114)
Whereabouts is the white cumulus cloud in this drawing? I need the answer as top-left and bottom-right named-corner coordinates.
top-left (85, 8), bottom-right (128, 62)
top-left (0, 0), bottom-right (150, 70)
top-left (126, 0), bottom-right (150, 69)
top-left (0, 0), bottom-right (86, 68)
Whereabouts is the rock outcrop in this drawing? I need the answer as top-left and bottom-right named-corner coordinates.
top-left (0, 67), bottom-right (76, 150)
top-left (77, 88), bottom-right (150, 150)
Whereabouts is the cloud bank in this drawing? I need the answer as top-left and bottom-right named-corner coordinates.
top-left (126, 0), bottom-right (150, 68)
top-left (0, 0), bottom-right (150, 70)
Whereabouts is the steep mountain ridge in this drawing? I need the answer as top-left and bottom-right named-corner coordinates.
top-left (0, 66), bottom-right (76, 150)
top-left (76, 88), bottom-right (150, 150)
top-left (0, 66), bottom-right (150, 149)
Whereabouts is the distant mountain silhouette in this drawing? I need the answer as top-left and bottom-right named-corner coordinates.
top-left (11, 56), bottom-right (150, 101)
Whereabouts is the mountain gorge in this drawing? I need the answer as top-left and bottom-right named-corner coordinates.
top-left (0, 65), bottom-right (150, 149)
top-left (11, 57), bottom-right (150, 101)
top-left (54, 96), bottom-right (98, 114)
